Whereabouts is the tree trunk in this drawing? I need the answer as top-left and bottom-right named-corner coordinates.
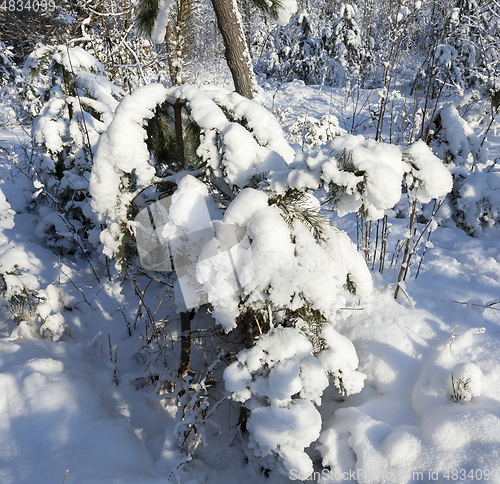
top-left (238, 309), bottom-right (254, 432)
top-left (165, 0), bottom-right (195, 86)
top-left (178, 311), bottom-right (192, 377)
top-left (210, 0), bottom-right (258, 99)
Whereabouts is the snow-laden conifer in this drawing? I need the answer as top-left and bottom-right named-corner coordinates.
top-left (429, 102), bottom-right (500, 235)
top-left (89, 83), bottom-right (374, 478)
top-left (28, 45), bottom-right (124, 253)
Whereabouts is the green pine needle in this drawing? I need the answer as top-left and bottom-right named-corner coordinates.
top-left (135, 0), bottom-right (161, 37)
top-left (248, 0), bottom-right (284, 20)
top-left (270, 188), bottom-right (328, 242)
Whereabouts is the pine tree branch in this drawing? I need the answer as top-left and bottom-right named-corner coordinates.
top-left (135, 0), bottom-right (161, 37)
top-left (247, 0), bottom-right (284, 20)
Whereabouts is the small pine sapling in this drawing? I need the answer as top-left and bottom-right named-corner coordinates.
top-left (28, 45), bottom-right (124, 255)
top-left (428, 101), bottom-right (500, 237)
top-left (450, 373), bottom-right (472, 403)
top-left (90, 83), bottom-right (373, 478)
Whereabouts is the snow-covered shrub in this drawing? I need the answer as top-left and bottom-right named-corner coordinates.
top-left (90, 80), bottom-right (373, 324)
top-left (0, 87), bottom-right (20, 128)
top-left (428, 103), bottom-right (500, 236)
top-left (392, 141), bottom-right (454, 296)
top-left (403, 140), bottom-right (454, 204)
top-left (1, 186), bottom-right (70, 341)
top-left (28, 45), bottom-right (124, 253)
top-left (414, 44), bottom-right (463, 99)
top-left (268, 133), bottom-right (452, 299)
top-left (0, 246), bottom-right (41, 336)
top-left (271, 135), bottom-right (452, 221)
top-left (224, 327), bottom-right (327, 478)
top-left (450, 362), bottom-right (482, 403)
top-left (288, 113), bottom-right (346, 147)
top-left (36, 283), bottom-right (67, 342)
top-left (0, 189), bottom-right (14, 238)
top-left (317, 324), bottom-right (366, 395)
top-left (451, 170), bottom-right (500, 236)
top-left (430, 104), bottom-right (485, 167)
top-left (0, 188), bottom-right (41, 335)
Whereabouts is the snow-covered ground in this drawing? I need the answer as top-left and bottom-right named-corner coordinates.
top-left (1, 77), bottom-right (500, 484)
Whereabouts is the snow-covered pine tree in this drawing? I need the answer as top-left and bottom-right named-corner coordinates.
top-left (257, 10), bottom-right (345, 86)
top-left (90, 83), bottom-right (294, 266)
top-left (0, 41), bottom-right (16, 87)
top-left (27, 45), bottom-right (124, 254)
top-left (282, 12), bottom-right (332, 84)
top-left (256, 0), bottom-right (376, 87)
top-left (324, 1), bottom-right (370, 80)
top-left (0, 42), bottom-right (21, 127)
top-left (89, 79), bottom-right (454, 477)
top-left (89, 83), bottom-right (378, 476)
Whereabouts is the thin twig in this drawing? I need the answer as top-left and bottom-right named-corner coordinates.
top-left (58, 268), bottom-right (93, 308)
top-left (65, 43), bottom-right (94, 165)
top-left (6, 147), bottom-right (101, 282)
top-left (396, 282), bottom-right (413, 306)
top-left (449, 325), bottom-right (458, 348)
top-left (452, 301), bottom-right (500, 312)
